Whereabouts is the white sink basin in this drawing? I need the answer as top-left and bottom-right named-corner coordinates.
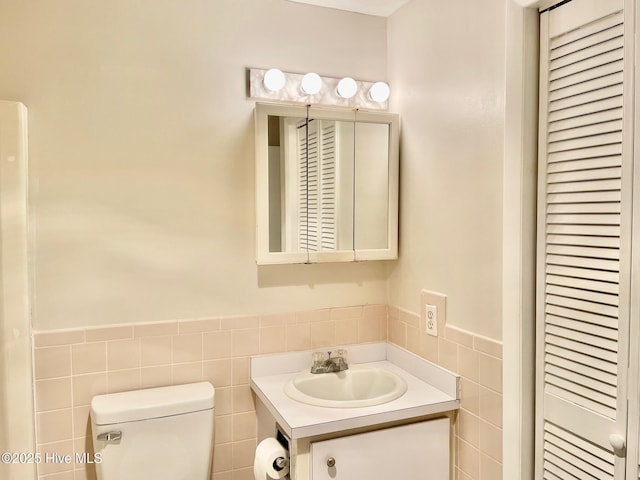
top-left (283, 365), bottom-right (408, 408)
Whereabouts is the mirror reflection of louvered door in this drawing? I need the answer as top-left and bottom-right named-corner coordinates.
top-left (297, 119), bottom-right (338, 252)
top-left (536, 1), bottom-right (634, 479)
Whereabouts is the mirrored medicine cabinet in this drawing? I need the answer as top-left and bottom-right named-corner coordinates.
top-left (254, 102), bottom-right (399, 264)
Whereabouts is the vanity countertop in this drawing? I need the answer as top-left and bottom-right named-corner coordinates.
top-left (250, 343), bottom-right (460, 439)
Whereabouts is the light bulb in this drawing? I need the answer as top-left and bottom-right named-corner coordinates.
top-left (336, 77), bottom-right (358, 99)
top-left (369, 81), bottom-right (390, 102)
top-left (263, 68), bottom-right (285, 92)
top-left (301, 72), bottom-right (322, 95)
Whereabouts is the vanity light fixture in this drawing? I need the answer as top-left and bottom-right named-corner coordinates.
top-left (301, 72), bottom-right (322, 95)
top-left (263, 68), bottom-right (286, 92)
top-left (249, 68), bottom-right (390, 110)
top-left (369, 81), bottom-right (391, 102)
top-left (336, 77), bottom-right (358, 99)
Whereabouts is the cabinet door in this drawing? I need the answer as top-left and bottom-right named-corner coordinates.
top-left (310, 419), bottom-right (449, 480)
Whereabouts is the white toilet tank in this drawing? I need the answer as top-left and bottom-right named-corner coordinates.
top-left (90, 382), bottom-right (215, 480)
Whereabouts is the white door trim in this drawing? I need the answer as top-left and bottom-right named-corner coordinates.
top-left (503, 2), bottom-right (540, 480)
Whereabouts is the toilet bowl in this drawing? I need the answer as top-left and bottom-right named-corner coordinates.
top-left (90, 382), bottom-right (215, 480)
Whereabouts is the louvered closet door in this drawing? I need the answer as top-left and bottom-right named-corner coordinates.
top-left (297, 119), bottom-right (339, 252)
top-left (297, 119), bottom-right (314, 251)
top-left (318, 121), bottom-right (337, 250)
top-left (536, 1), bottom-right (633, 479)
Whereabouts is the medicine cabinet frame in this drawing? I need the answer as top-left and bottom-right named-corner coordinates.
top-left (254, 102), bottom-right (399, 265)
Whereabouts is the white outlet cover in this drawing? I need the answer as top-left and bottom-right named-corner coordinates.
top-left (425, 304), bottom-right (438, 336)
top-left (420, 289), bottom-right (447, 337)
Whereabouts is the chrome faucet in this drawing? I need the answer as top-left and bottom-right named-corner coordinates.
top-left (310, 349), bottom-right (349, 374)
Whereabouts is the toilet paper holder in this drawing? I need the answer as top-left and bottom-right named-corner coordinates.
top-left (275, 424), bottom-right (291, 475)
top-left (273, 456), bottom-right (289, 471)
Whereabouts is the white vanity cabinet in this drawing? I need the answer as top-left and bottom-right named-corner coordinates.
top-left (309, 419), bottom-right (450, 480)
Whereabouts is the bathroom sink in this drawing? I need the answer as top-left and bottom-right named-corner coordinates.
top-left (283, 365), bottom-right (408, 408)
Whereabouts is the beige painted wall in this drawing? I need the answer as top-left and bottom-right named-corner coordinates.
top-left (387, 0), bottom-right (506, 340)
top-left (0, 0), bottom-right (391, 330)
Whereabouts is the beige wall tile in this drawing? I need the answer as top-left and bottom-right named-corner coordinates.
top-left (221, 316), bottom-right (259, 330)
top-left (213, 471), bottom-right (233, 480)
top-left (457, 410), bottom-right (479, 448)
top-left (232, 386), bottom-right (255, 413)
top-left (232, 439), bottom-right (256, 469)
top-left (260, 312), bottom-right (296, 327)
top-left (178, 318), bottom-right (220, 334)
top-left (478, 419), bottom-right (503, 462)
top-left (140, 336), bottom-right (172, 366)
top-left (296, 309), bottom-right (331, 323)
top-left (362, 304), bottom-right (386, 319)
top-left (232, 329), bottom-right (259, 357)
top-left (478, 353), bottom-right (502, 393)
top-left (457, 438), bottom-right (479, 479)
top-left (438, 338), bottom-right (458, 372)
top-left (215, 387), bottom-right (233, 416)
top-left (34, 330), bottom-right (85, 348)
top-left (377, 316), bottom-right (387, 341)
top-left (36, 378), bottom-right (72, 412)
top-left (232, 357), bottom-right (250, 386)
top-left (215, 415), bottom-right (233, 444)
top-left (480, 452), bottom-right (503, 480)
top-left (445, 325), bottom-right (474, 348)
top-left (36, 439), bottom-right (74, 475)
top-left (85, 326), bottom-right (132, 343)
top-left (310, 321), bottom-right (335, 348)
top-left (73, 464), bottom-right (95, 480)
top-left (204, 330), bottom-right (232, 360)
top-left (72, 373), bottom-right (107, 407)
top-left (107, 339), bottom-right (140, 371)
top-left (204, 359), bottom-right (233, 388)
top-left (171, 362), bottom-right (202, 384)
top-left (358, 316), bottom-right (381, 343)
top-left (107, 368), bottom-right (141, 394)
top-left (213, 442), bottom-right (233, 473)
top-left (37, 409), bottom-right (72, 444)
top-left (406, 324), bottom-right (421, 355)
top-left (73, 406), bottom-right (91, 439)
top-left (35, 346), bottom-right (71, 380)
top-left (285, 323), bottom-right (311, 351)
top-left (460, 378), bottom-right (480, 416)
top-left (458, 468), bottom-right (473, 480)
top-left (474, 335), bottom-right (503, 360)
top-left (141, 366), bottom-right (172, 389)
top-left (330, 305), bottom-right (363, 320)
top-left (40, 471), bottom-right (75, 480)
top-left (233, 411), bottom-right (257, 441)
top-left (259, 326), bottom-right (286, 354)
top-left (420, 332), bottom-right (438, 364)
top-left (399, 309), bottom-right (419, 329)
top-left (71, 343), bottom-right (106, 375)
top-left (479, 386), bottom-right (502, 428)
top-left (388, 317), bottom-right (406, 347)
top-left (133, 322), bottom-right (178, 338)
top-left (172, 333), bottom-right (203, 363)
top-left (334, 318), bottom-right (358, 345)
top-left (458, 346), bottom-right (479, 383)
top-left (232, 466), bottom-right (254, 480)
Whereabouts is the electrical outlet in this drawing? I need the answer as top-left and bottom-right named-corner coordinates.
top-left (425, 304), bottom-right (438, 336)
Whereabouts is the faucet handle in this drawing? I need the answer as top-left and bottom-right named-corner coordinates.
top-left (312, 351), bottom-right (325, 366)
top-left (335, 349), bottom-right (347, 361)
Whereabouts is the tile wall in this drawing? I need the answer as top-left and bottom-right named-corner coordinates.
top-left (32, 305), bottom-right (387, 480)
top-left (31, 303), bottom-right (502, 480)
top-left (388, 305), bottom-right (504, 480)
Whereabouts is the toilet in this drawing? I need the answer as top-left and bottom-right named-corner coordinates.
top-left (90, 382), bottom-right (215, 480)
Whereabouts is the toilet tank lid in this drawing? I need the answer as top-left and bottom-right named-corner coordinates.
top-left (91, 382), bottom-right (215, 425)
